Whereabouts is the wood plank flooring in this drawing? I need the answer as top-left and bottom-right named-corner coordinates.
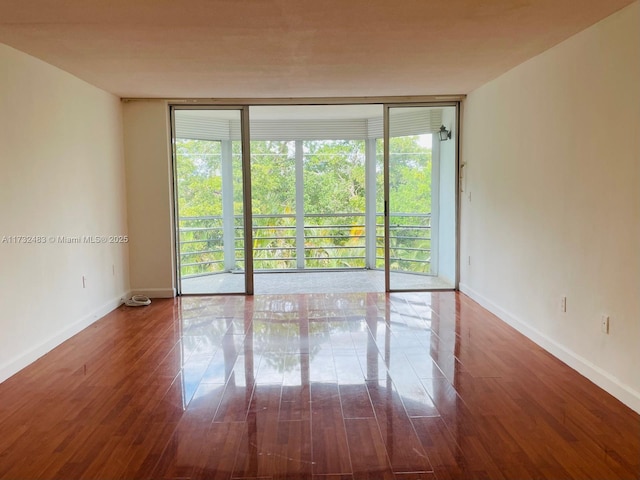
top-left (0, 292), bottom-right (637, 479)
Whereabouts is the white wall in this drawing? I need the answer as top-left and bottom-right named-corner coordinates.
top-left (0, 44), bottom-right (130, 381)
top-left (460, 2), bottom-right (640, 412)
top-left (437, 106), bottom-right (457, 285)
top-left (123, 101), bottom-right (176, 297)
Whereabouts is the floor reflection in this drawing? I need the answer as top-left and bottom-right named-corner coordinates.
top-left (1, 291), bottom-right (636, 479)
top-left (175, 291), bottom-right (460, 477)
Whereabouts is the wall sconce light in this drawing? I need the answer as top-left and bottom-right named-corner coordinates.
top-left (439, 125), bottom-right (452, 141)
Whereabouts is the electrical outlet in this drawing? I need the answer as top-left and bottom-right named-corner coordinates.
top-left (560, 296), bottom-right (567, 313)
top-left (601, 315), bottom-right (610, 334)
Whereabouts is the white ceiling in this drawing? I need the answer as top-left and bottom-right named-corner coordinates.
top-left (0, 0), bottom-right (634, 99)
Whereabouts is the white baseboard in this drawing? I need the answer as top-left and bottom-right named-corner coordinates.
top-left (0, 290), bottom-right (130, 384)
top-left (130, 287), bottom-right (176, 298)
top-left (459, 282), bottom-right (640, 414)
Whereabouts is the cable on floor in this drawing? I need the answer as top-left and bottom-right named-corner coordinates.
top-left (124, 295), bottom-right (151, 307)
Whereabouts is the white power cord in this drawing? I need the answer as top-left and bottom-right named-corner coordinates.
top-left (124, 295), bottom-right (151, 307)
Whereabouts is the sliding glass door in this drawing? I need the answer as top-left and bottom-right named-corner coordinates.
top-left (384, 105), bottom-right (457, 291)
top-left (173, 107), bottom-right (253, 294)
top-left (171, 103), bottom-right (457, 294)
top-left (248, 105), bottom-right (381, 281)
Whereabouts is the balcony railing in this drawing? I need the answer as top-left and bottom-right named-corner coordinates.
top-left (178, 213), bottom-right (431, 278)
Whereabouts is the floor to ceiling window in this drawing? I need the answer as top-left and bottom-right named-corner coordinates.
top-left (172, 103), bottom-right (457, 294)
top-left (386, 105), bottom-right (457, 290)
top-left (172, 108), bottom-right (250, 294)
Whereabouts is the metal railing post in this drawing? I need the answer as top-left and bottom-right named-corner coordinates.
top-left (179, 212), bottom-right (432, 275)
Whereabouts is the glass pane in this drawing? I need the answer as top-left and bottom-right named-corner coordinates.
top-left (174, 109), bottom-right (246, 294)
top-left (246, 104), bottom-right (383, 293)
top-left (303, 140), bottom-right (366, 269)
top-left (250, 140), bottom-right (297, 270)
top-left (388, 106), bottom-right (457, 290)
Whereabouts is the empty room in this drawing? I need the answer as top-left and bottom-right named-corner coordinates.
top-left (0, 1), bottom-right (638, 479)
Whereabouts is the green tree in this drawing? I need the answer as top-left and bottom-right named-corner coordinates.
top-left (175, 135), bottom-right (433, 275)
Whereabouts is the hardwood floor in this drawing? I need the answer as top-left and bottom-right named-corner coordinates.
top-left (0, 292), bottom-right (637, 479)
